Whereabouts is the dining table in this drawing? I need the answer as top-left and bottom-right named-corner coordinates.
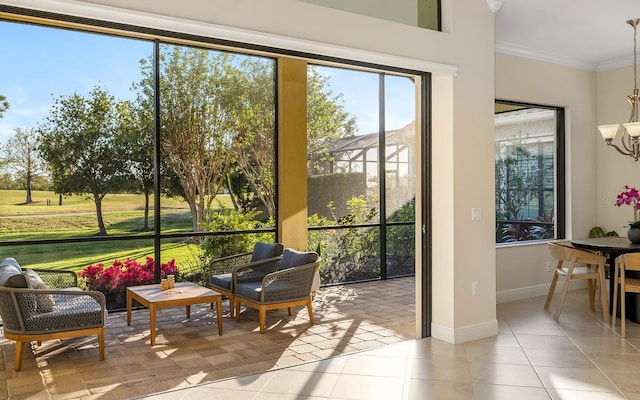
top-left (571, 236), bottom-right (640, 323)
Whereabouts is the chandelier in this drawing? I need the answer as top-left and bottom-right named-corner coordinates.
top-left (598, 18), bottom-right (640, 161)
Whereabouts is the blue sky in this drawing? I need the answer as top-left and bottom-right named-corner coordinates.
top-left (313, 65), bottom-right (416, 134)
top-left (0, 20), bottom-right (415, 145)
top-left (0, 21), bottom-right (150, 143)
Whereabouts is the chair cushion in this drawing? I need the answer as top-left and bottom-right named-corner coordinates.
top-left (24, 269), bottom-right (55, 312)
top-left (235, 281), bottom-right (263, 302)
top-left (279, 249), bottom-right (318, 270)
top-left (24, 294), bottom-right (105, 333)
top-left (251, 242), bottom-right (283, 262)
top-left (0, 258), bottom-right (28, 288)
top-left (211, 273), bottom-right (232, 291)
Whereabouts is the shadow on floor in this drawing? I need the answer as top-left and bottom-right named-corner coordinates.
top-left (0, 277), bottom-right (416, 399)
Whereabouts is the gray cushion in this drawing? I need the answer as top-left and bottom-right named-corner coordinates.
top-left (24, 269), bottom-right (55, 312)
top-left (235, 281), bottom-right (263, 301)
top-left (279, 249), bottom-right (318, 270)
top-left (0, 258), bottom-right (27, 288)
top-left (251, 242), bottom-right (284, 262)
top-left (236, 280), bottom-right (302, 304)
top-left (211, 273), bottom-right (232, 291)
top-left (24, 295), bottom-right (104, 333)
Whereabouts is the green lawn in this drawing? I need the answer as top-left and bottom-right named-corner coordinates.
top-left (0, 190), bottom-right (232, 216)
top-left (0, 190), bottom-right (233, 234)
top-left (0, 189), bottom-right (232, 276)
top-left (2, 239), bottom-right (203, 275)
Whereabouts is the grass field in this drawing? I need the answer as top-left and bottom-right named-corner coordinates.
top-left (0, 189), bottom-right (233, 275)
top-left (0, 190), bottom-right (233, 216)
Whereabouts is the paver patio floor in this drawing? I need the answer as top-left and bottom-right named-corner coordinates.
top-left (0, 277), bottom-right (415, 399)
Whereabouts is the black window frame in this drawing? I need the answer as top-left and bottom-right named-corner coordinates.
top-left (494, 99), bottom-right (566, 244)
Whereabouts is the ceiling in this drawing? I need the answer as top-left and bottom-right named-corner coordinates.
top-left (494, 0), bottom-right (640, 71)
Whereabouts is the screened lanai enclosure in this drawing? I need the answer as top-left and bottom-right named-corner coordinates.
top-left (307, 98), bottom-right (417, 286)
top-left (0, 16), bottom-right (420, 310)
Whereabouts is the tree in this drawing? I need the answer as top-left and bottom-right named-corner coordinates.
top-left (229, 63), bottom-right (357, 218)
top-left (0, 94), bottom-right (8, 118)
top-left (38, 86), bottom-right (131, 235)
top-left (0, 172), bottom-right (16, 190)
top-left (225, 167), bottom-right (253, 212)
top-left (495, 144), bottom-right (543, 221)
top-left (228, 57), bottom-right (277, 218)
top-left (307, 66), bottom-right (357, 174)
top-left (134, 48), bottom-right (358, 230)
top-left (135, 46), bottom-right (237, 232)
top-left (1, 127), bottom-right (46, 204)
top-left (118, 100), bottom-right (155, 231)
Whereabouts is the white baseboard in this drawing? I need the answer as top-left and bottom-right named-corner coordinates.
top-left (496, 280), bottom-right (589, 304)
top-left (430, 282), bottom-right (594, 343)
top-left (431, 319), bottom-right (499, 344)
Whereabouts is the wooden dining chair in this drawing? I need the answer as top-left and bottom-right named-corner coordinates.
top-left (612, 253), bottom-right (640, 337)
top-left (544, 242), bottom-right (609, 322)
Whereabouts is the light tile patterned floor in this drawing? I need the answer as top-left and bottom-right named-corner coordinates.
top-left (6, 279), bottom-right (640, 399)
top-left (0, 277), bottom-right (416, 399)
top-left (137, 288), bottom-right (640, 400)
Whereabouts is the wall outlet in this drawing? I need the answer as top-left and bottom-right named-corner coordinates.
top-left (471, 208), bottom-right (482, 221)
top-left (546, 261), bottom-right (552, 272)
top-left (472, 281), bottom-right (479, 296)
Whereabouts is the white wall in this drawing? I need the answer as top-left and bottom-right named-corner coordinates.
top-left (495, 53), bottom-right (598, 301)
top-left (58, 0), bottom-right (456, 64)
top-left (4, 0), bottom-right (499, 343)
top-left (430, 0), bottom-right (497, 342)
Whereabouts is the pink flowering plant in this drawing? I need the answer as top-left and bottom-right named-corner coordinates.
top-left (615, 185), bottom-right (640, 228)
top-left (79, 257), bottom-right (179, 309)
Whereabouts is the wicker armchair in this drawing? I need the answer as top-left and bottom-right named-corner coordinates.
top-left (0, 258), bottom-right (107, 371)
top-left (234, 249), bottom-right (320, 333)
top-left (209, 242), bottom-right (284, 317)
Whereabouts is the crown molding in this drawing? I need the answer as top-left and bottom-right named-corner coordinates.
top-left (0, 0), bottom-right (457, 76)
top-left (495, 41), bottom-right (598, 71)
top-left (597, 55), bottom-right (636, 72)
top-left (496, 40), bottom-right (637, 72)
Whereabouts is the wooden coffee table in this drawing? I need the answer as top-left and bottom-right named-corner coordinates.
top-left (126, 281), bottom-right (223, 345)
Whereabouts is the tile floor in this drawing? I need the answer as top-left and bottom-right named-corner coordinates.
top-left (136, 288), bottom-right (640, 400)
top-left (4, 278), bottom-right (640, 399)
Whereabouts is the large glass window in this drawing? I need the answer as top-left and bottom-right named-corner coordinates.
top-left (0, 13), bottom-right (424, 309)
top-left (385, 75), bottom-right (416, 278)
top-left (307, 65), bottom-right (416, 284)
top-left (0, 20), bottom-right (277, 308)
top-left (495, 101), bottom-right (565, 244)
top-left (154, 44), bottom-right (276, 237)
top-left (0, 22), bottom-right (153, 242)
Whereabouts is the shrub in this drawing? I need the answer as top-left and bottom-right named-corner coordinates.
top-left (308, 195), bottom-right (382, 283)
top-left (200, 208), bottom-right (274, 260)
top-left (308, 173), bottom-right (367, 220)
top-left (79, 257), bottom-right (179, 309)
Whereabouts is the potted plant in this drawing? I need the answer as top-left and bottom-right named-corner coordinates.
top-left (615, 185), bottom-right (640, 243)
